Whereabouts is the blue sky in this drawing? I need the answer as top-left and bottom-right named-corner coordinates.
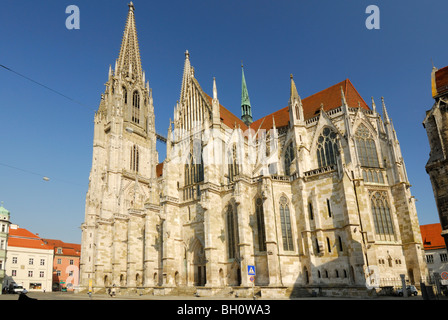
top-left (0, 0), bottom-right (446, 243)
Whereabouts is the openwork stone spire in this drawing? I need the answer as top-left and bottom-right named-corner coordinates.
top-left (116, 2), bottom-right (143, 81)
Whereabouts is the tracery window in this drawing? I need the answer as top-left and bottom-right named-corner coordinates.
top-left (316, 127), bottom-right (339, 168)
top-left (132, 90), bottom-right (140, 124)
top-left (279, 196), bottom-right (294, 251)
top-left (226, 204), bottom-right (239, 259)
top-left (184, 152), bottom-right (204, 186)
top-left (284, 142), bottom-right (295, 175)
top-left (228, 144), bottom-right (240, 182)
top-left (370, 192), bottom-right (395, 240)
top-left (255, 198), bottom-right (266, 252)
top-left (130, 144), bottom-right (139, 172)
top-left (355, 124), bottom-right (379, 168)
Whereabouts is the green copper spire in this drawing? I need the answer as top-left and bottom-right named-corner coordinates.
top-left (241, 63), bottom-right (253, 126)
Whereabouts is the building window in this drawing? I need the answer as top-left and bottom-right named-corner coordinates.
top-left (280, 196), bottom-right (294, 251)
top-left (11, 270), bottom-right (16, 276)
top-left (370, 192), bottom-right (395, 239)
top-left (0, 240), bottom-right (4, 250)
top-left (338, 236), bottom-right (343, 252)
top-left (40, 259), bottom-right (45, 266)
top-left (28, 271), bottom-right (33, 277)
top-left (355, 124), bottom-right (379, 168)
top-left (56, 270), bottom-right (61, 276)
top-left (426, 254), bottom-right (434, 264)
top-left (57, 248), bottom-right (62, 254)
top-left (57, 259), bottom-right (62, 264)
top-left (440, 253), bottom-right (448, 263)
top-left (327, 199), bottom-right (332, 217)
top-left (12, 257), bottom-right (17, 264)
top-left (70, 259), bottom-right (74, 265)
top-left (284, 142), bottom-right (295, 175)
top-left (39, 271), bottom-right (45, 278)
top-left (362, 169), bottom-right (385, 184)
top-left (132, 90), bottom-right (140, 124)
top-left (130, 144), bottom-right (140, 172)
top-left (308, 202), bottom-right (314, 220)
top-left (315, 238), bottom-right (320, 254)
top-left (316, 127), bottom-right (339, 168)
top-left (29, 258), bottom-right (34, 265)
top-left (0, 260), bottom-right (3, 270)
top-left (185, 151), bottom-right (204, 186)
top-left (326, 237), bottom-right (331, 253)
top-left (255, 198), bottom-right (266, 252)
top-left (227, 204), bottom-right (239, 259)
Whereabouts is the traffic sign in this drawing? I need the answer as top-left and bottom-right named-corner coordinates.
top-left (248, 265), bottom-right (256, 276)
top-left (249, 276), bottom-right (255, 282)
top-left (441, 271), bottom-right (448, 280)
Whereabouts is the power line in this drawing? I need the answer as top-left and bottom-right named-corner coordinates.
top-left (0, 64), bottom-right (95, 112)
top-left (0, 162), bottom-right (84, 187)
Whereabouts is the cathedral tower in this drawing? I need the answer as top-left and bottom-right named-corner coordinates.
top-left (80, 2), bottom-right (160, 289)
top-left (424, 65), bottom-right (448, 248)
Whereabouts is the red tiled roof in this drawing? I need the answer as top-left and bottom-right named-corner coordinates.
top-left (8, 227), bottom-right (53, 250)
top-left (250, 79), bottom-right (370, 131)
top-left (435, 66), bottom-right (448, 96)
top-left (42, 238), bottom-right (81, 257)
top-left (420, 223), bottom-right (446, 250)
top-left (204, 94), bottom-right (248, 130)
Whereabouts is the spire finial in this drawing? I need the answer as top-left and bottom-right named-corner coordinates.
top-left (185, 50), bottom-right (190, 59)
top-left (213, 77), bottom-right (218, 100)
top-left (128, 2), bottom-right (134, 11)
top-left (371, 96), bottom-right (377, 113)
top-left (381, 96), bottom-right (390, 123)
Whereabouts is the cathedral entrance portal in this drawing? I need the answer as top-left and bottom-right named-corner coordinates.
top-left (192, 239), bottom-right (207, 286)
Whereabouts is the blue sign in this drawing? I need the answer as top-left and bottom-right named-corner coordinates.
top-left (248, 265), bottom-right (256, 276)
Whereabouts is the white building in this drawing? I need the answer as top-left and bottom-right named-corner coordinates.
top-left (420, 223), bottom-right (448, 285)
top-left (0, 202), bottom-right (11, 294)
top-left (4, 225), bottom-right (53, 292)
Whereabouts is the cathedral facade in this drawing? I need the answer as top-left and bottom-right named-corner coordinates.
top-left (79, 3), bottom-right (428, 297)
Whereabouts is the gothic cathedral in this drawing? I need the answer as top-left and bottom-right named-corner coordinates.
top-left (80, 3), bottom-right (428, 297)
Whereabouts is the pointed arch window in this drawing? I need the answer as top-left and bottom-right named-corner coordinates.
top-left (132, 90), bottom-right (140, 124)
top-left (184, 152), bottom-right (204, 186)
top-left (355, 124), bottom-right (379, 168)
top-left (370, 192), bottom-right (395, 240)
top-left (226, 204), bottom-right (239, 259)
top-left (255, 198), bottom-right (266, 252)
top-left (316, 127), bottom-right (339, 168)
top-left (284, 142), bottom-right (295, 175)
top-left (228, 144), bottom-right (240, 182)
top-left (279, 196), bottom-right (294, 251)
top-left (130, 144), bottom-right (139, 172)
